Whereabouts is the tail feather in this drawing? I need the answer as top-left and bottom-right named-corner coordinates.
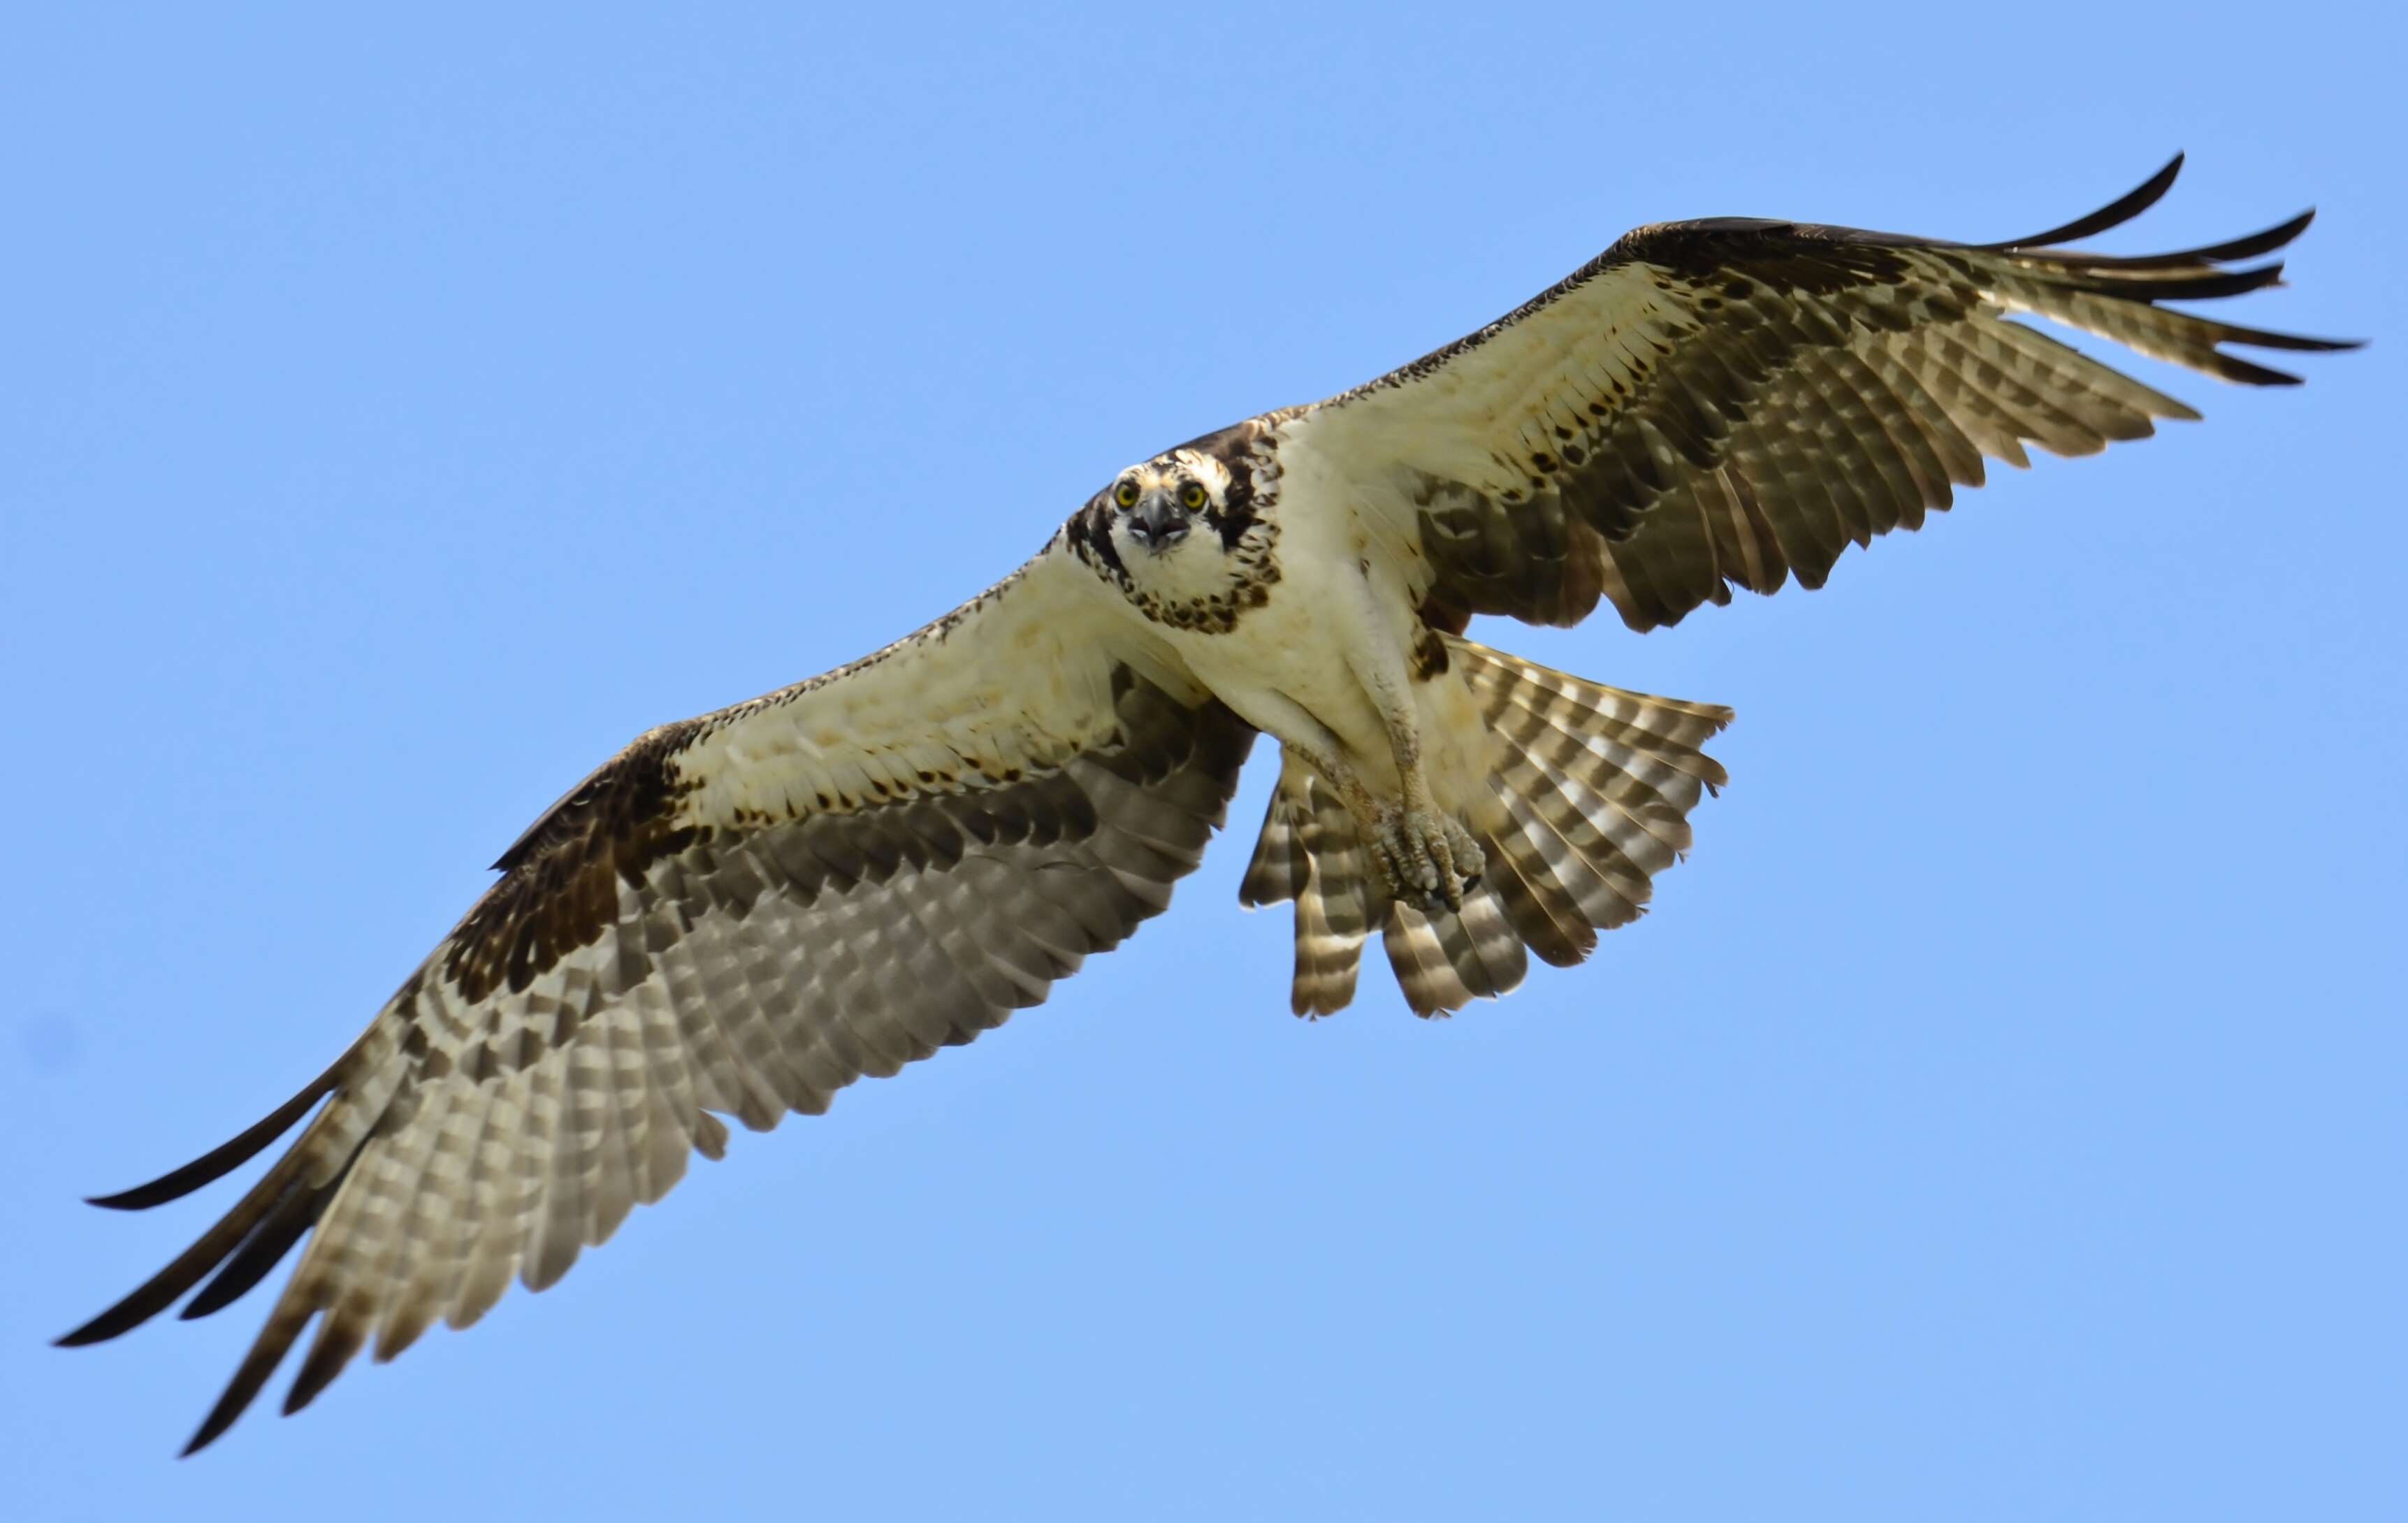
top-left (1482, 826), bottom-right (1595, 969)
top-left (1238, 637), bottom-right (1731, 1018)
top-left (1240, 753), bottom-right (1375, 1017)
top-left (1383, 895), bottom-right (1527, 1013)
top-left (1235, 781), bottom-right (1307, 907)
top-left (1510, 765), bottom-right (1663, 898)
top-left (1478, 670), bottom-right (1729, 797)
top-left (1498, 788), bottom-right (1650, 933)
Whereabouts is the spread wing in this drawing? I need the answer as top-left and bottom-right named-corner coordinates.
top-left (61, 540), bottom-right (1254, 1453)
top-left (1281, 155), bottom-right (2358, 632)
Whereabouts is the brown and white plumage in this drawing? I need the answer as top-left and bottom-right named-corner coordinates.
top-left (66, 156), bottom-right (2354, 1452)
top-left (1287, 154), bottom-right (2350, 634)
top-left (64, 550), bottom-right (1257, 1452)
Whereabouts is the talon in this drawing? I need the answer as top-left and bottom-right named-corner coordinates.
top-left (1370, 804), bottom-right (1481, 913)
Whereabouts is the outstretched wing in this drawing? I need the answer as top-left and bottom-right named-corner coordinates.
top-left (1281, 155), bottom-right (2358, 633)
top-left (62, 540), bottom-right (1254, 1452)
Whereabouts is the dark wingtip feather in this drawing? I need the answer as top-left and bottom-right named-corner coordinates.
top-left (280, 1316), bottom-right (366, 1417)
top-left (182, 1384), bottom-right (257, 1457)
top-left (56, 1292), bottom-right (158, 1348)
top-left (60, 1178), bottom-right (300, 1345)
top-left (1987, 154), bottom-right (2184, 250)
top-left (2063, 260), bottom-right (2290, 301)
top-left (180, 1172), bottom-right (339, 1322)
top-left (2258, 331), bottom-right (2364, 352)
top-left (85, 1069), bottom-right (338, 1211)
top-left (2214, 323), bottom-right (2368, 354)
top-left (2087, 208), bottom-right (2319, 269)
top-left (179, 1304), bottom-right (315, 1455)
top-left (2214, 356), bottom-right (2307, 386)
top-left (2199, 207), bottom-right (2316, 263)
top-left (61, 1112), bottom-right (361, 1352)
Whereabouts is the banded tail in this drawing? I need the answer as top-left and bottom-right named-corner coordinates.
top-left (1238, 637), bottom-right (1732, 1016)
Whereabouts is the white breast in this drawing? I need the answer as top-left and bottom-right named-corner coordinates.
top-left (1152, 496), bottom-right (1497, 816)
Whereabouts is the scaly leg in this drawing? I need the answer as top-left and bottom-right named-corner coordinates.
top-left (1262, 718), bottom-right (1477, 911)
top-left (1231, 691), bottom-right (1390, 856)
top-left (1334, 578), bottom-right (1484, 911)
top-left (1360, 709), bottom-right (1484, 911)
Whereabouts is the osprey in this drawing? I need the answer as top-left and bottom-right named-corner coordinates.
top-left (65, 157), bottom-right (2354, 1452)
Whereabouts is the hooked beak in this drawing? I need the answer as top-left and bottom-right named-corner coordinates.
top-left (1129, 491), bottom-right (1190, 551)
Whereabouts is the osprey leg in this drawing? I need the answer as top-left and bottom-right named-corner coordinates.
top-left (1328, 564), bottom-right (1487, 911)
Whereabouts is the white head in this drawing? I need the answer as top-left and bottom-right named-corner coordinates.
top-left (1063, 428), bottom-right (1283, 632)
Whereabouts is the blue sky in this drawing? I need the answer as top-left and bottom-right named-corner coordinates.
top-left (3, 5), bottom-right (2399, 1519)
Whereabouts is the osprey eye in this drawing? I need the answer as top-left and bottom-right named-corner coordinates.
top-left (1180, 482), bottom-right (1207, 510)
top-left (1114, 481), bottom-right (1140, 509)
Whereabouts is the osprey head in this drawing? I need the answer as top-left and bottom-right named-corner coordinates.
top-left (1065, 433), bottom-right (1281, 630)
top-left (1101, 452), bottom-right (1235, 557)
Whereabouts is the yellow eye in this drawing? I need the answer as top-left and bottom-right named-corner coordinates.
top-left (1180, 482), bottom-right (1207, 510)
top-left (1113, 481), bottom-right (1140, 508)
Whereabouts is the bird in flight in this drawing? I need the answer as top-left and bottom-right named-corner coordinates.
top-left (64, 156), bottom-right (2354, 1452)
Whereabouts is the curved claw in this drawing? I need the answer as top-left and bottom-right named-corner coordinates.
top-left (1369, 806), bottom-right (1484, 912)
